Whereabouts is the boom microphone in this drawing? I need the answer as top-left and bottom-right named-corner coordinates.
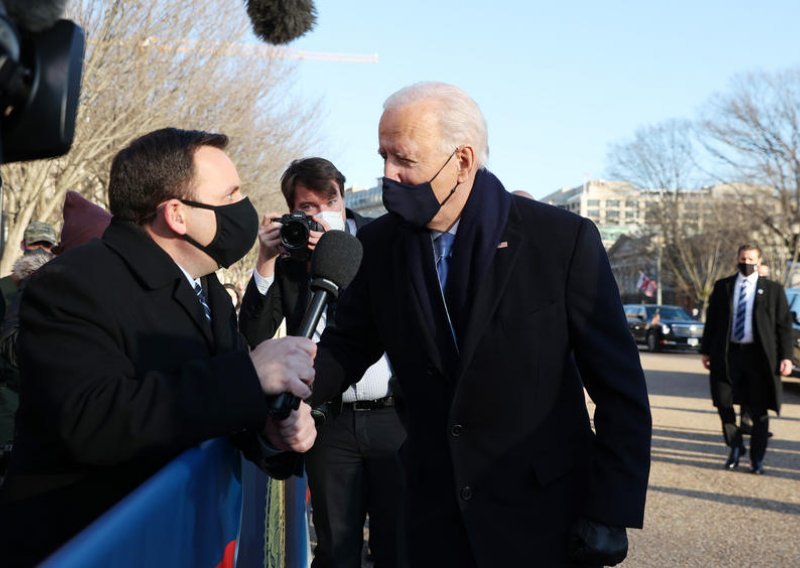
top-left (3, 0), bottom-right (68, 33)
top-left (267, 230), bottom-right (363, 419)
top-left (246, 0), bottom-right (317, 45)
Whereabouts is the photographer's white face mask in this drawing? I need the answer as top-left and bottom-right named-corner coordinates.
top-left (317, 210), bottom-right (346, 232)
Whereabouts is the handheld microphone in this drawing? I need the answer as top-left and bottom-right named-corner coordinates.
top-left (267, 230), bottom-right (363, 419)
top-left (246, 0), bottom-right (317, 45)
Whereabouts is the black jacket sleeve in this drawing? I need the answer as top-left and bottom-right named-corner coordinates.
top-left (239, 272), bottom-right (287, 348)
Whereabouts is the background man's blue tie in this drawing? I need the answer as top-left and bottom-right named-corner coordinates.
top-left (194, 282), bottom-right (212, 321)
top-left (434, 233), bottom-right (455, 290)
top-left (733, 281), bottom-right (747, 341)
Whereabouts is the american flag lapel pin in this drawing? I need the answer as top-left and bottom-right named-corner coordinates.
top-left (497, 241), bottom-right (508, 249)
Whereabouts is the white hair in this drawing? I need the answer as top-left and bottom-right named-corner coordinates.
top-left (383, 82), bottom-right (489, 167)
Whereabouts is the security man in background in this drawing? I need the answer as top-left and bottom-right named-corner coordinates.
top-left (701, 244), bottom-right (792, 474)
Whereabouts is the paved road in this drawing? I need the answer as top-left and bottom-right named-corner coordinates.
top-left (619, 350), bottom-right (800, 567)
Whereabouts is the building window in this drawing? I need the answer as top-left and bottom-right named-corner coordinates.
top-left (587, 199), bottom-right (600, 206)
top-left (606, 199), bottom-right (621, 207)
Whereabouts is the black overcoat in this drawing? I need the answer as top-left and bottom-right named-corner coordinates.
top-left (700, 274), bottom-right (792, 413)
top-left (0, 219), bottom-right (290, 564)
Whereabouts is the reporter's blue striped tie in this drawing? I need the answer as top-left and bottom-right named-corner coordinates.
top-left (194, 282), bottom-right (212, 321)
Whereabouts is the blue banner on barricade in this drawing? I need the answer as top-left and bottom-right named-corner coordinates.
top-left (236, 456), bottom-right (270, 567)
top-left (285, 473), bottom-right (310, 568)
top-left (42, 438), bottom-right (242, 568)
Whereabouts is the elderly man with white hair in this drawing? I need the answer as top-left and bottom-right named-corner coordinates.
top-left (307, 82), bottom-right (651, 567)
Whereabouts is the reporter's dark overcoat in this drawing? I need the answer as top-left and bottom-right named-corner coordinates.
top-left (0, 219), bottom-right (290, 565)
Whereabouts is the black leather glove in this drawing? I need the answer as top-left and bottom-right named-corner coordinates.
top-left (568, 518), bottom-right (628, 566)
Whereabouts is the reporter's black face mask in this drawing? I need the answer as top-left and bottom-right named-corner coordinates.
top-left (382, 149), bottom-right (460, 227)
top-left (181, 197), bottom-right (259, 268)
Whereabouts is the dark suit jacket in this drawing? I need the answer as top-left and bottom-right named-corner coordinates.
top-left (239, 209), bottom-right (370, 345)
top-left (700, 274), bottom-right (792, 412)
top-left (0, 219), bottom-right (288, 565)
top-left (309, 193), bottom-right (652, 566)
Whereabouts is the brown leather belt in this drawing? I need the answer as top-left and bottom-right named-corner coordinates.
top-left (344, 395), bottom-right (395, 411)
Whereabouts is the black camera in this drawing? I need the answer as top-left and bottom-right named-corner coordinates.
top-left (0, 1), bottom-right (85, 164)
top-left (278, 211), bottom-right (324, 261)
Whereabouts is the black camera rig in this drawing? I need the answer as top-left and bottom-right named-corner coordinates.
top-left (0, 1), bottom-right (84, 164)
top-left (277, 211), bottom-right (325, 261)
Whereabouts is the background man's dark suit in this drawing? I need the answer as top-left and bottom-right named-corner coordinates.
top-left (309, 191), bottom-right (652, 567)
top-left (700, 273), bottom-right (791, 467)
top-left (0, 219), bottom-right (292, 564)
top-left (702, 274), bottom-right (791, 412)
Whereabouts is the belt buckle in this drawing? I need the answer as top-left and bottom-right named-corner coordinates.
top-left (352, 400), bottom-right (375, 411)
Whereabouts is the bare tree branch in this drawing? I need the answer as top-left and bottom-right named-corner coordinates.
top-left (0, 0), bottom-right (321, 277)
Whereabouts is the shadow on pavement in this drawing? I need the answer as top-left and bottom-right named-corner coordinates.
top-left (648, 404), bottom-right (717, 415)
top-left (650, 426), bottom-right (800, 481)
top-left (645, 370), bottom-right (708, 400)
top-left (649, 405), bottom-right (800, 424)
top-left (648, 485), bottom-right (800, 515)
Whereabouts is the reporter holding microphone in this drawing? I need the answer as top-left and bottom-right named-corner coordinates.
top-left (0, 128), bottom-right (317, 565)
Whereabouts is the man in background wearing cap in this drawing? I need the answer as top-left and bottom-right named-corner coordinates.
top-left (0, 220), bottom-right (58, 321)
top-left (1, 197), bottom-right (112, 481)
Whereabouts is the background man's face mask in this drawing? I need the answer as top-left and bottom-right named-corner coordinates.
top-left (316, 210), bottom-right (346, 232)
top-left (737, 262), bottom-right (757, 277)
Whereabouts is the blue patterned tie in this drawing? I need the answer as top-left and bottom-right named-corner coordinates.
top-left (434, 233), bottom-right (455, 290)
top-left (733, 281), bottom-right (747, 341)
top-left (194, 282), bottom-right (212, 321)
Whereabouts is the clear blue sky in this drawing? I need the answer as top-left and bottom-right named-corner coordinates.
top-left (282, 0), bottom-right (800, 198)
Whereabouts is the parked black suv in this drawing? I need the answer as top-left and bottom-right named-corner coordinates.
top-left (623, 304), bottom-right (704, 352)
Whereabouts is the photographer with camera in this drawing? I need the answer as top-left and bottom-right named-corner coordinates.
top-left (239, 157), bottom-right (406, 568)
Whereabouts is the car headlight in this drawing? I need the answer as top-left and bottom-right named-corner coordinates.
top-left (660, 324), bottom-right (671, 335)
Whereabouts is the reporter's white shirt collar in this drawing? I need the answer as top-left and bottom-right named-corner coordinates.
top-left (177, 264), bottom-right (202, 290)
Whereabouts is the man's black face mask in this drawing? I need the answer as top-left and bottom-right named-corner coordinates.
top-left (381, 149), bottom-right (460, 227)
top-left (181, 197), bottom-right (259, 268)
top-left (737, 262), bottom-right (757, 277)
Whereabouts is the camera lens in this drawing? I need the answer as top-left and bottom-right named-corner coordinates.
top-left (281, 220), bottom-right (309, 249)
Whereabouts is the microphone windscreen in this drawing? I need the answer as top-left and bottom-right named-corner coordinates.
top-left (4, 0), bottom-right (68, 33)
top-left (246, 0), bottom-right (317, 45)
top-left (310, 231), bottom-right (363, 290)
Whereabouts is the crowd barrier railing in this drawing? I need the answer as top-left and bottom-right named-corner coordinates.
top-left (40, 438), bottom-right (310, 568)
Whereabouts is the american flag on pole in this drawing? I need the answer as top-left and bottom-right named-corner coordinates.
top-left (637, 272), bottom-right (657, 298)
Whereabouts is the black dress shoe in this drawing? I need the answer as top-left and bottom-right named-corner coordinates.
top-left (724, 445), bottom-right (746, 469)
top-left (751, 461), bottom-right (765, 475)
